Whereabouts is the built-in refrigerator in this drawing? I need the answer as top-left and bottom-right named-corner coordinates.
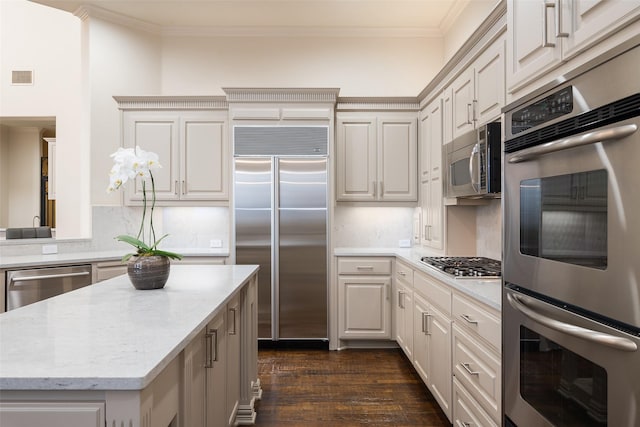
top-left (233, 126), bottom-right (328, 342)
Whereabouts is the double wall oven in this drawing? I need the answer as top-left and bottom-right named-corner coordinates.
top-left (503, 44), bottom-right (640, 427)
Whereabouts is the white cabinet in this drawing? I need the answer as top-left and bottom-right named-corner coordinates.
top-left (337, 257), bottom-right (392, 340)
top-left (394, 260), bottom-right (414, 358)
top-left (0, 402), bottom-right (105, 427)
top-left (451, 292), bottom-right (501, 425)
top-left (419, 98), bottom-right (444, 251)
top-left (336, 113), bottom-right (417, 202)
top-left (451, 34), bottom-right (506, 140)
top-left (123, 110), bottom-right (229, 205)
top-left (182, 293), bottom-right (244, 427)
top-left (507, 0), bottom-right (640, 92)
top-left (412, 270), bottom-right (452, 421)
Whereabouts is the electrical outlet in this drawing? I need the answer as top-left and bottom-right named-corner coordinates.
top-left (398, 239), bottom-right (411, 248)
top-left (209, 239), bottom-right (223, 248)
top-left (42, 244), bottom-right (58, 254)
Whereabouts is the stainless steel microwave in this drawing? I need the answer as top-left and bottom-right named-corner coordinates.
top-left (444, 122), bottom-right (501, 198)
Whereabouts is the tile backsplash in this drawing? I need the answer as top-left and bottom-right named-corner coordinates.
top-left (476, 199), bottom-right (502, 260)
top-left (332, 206), bottom-right (414, 248)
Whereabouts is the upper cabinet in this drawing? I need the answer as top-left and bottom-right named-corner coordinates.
top-left (116, 97), bottom-right (229, 206)
top-left (336, 109), bottom-right (418, 203)
top-left (450, 34), bottom-right (506, 140)
top-left (507, 0), bottom-right (640, 93)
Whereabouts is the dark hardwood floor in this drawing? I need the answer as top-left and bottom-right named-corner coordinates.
top-left (254, 347), bottom-right (452, 426)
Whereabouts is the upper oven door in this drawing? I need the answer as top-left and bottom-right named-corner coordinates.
top-left (504, 117), bottom-right (640, 329)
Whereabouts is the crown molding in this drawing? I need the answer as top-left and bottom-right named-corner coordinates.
top-left (223, 88), bottom-right (340, 104)
top-left (74, 5), bottom-right (160, 34)
top-left (336, 97), bottom-right (420, 112)
top-left (417, 0), bottom-right (507, 104)
top-left (113, 96), bottom-right (228, 110)
top-left (163, 26), bottom-right (441, 38)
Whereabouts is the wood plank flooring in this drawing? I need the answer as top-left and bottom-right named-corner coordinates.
top-left (254, 348), bottom-right (452, 426)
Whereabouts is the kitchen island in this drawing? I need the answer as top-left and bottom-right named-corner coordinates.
top-left (0, 264), bottom-right (260, 427)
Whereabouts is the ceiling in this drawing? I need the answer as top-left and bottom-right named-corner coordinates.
top-left (31, 0), bottom-right (469, 35)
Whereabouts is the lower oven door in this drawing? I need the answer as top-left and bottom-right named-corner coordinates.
top-left (503, 286), bottom-right (640, 427)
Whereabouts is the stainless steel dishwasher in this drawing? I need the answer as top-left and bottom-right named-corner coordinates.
top-left (6, 264), bottom-right (93, 310)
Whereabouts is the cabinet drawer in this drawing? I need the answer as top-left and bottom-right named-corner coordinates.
top-left (452, 325), bottom-right (501, 423)
top-left (452, 293), bottom-right (500, 352)
top-left (395, 260), bottom-right (414, 287)
top-left (453, 378), bottom-right (498, 427)
top-left (337, 257), bottom-right (392, 275)
top-left (414, 270), bottom-right (451, 315)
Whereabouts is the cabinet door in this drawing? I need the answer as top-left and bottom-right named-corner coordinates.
top-left (378, 117), bottom-right (418, 201)
top-left (413, 292), bottom-right (430, 385)
top-left (184, 327), bottom-right (207, 427)
top-left (338, 276), bottom-right (391, 339)
top-left (562, 0), bottom-right (640, 59)
top-left (336, 117), bottom-right (377, 201)
top-left (451, 67), bottom-right (475, 140)
top-left (226, 294), bottom-right (241, 425)
top-left (205, 310), bottom-right (227, 427)
top-left (123, 113), bottom-right (180, 202)
top-left (474, 35), bottom-right (505, 126)
top-left (507, 0), bottom-right (562, 92)
top-left (420, 176), bottom-right (443, 250)
top-left (442, 88), bottom-right (453, 145)
top-left (395, 282), bottom-right (413, 358)
top-left (428, 305), bottom-right (452, 421)
top-left (180, 113), bottom-right (228, 201)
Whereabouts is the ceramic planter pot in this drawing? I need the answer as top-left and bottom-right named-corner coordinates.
top-left (127, 255), bottom-right (170, 290)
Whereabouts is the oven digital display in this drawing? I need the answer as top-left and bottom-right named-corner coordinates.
top-left (520, 169), bottom-right (607, 269)
top-left (520, 326), bottom-right (608, 426)
top-left (511, 86), bottom-right (573, 135)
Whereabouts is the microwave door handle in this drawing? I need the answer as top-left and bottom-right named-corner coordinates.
top-left (507, 293), bottom-right (638, 352)
top-left (469, 142), bottom-right (480, 192)
top-left (508, 124), bottom-right (638, 163)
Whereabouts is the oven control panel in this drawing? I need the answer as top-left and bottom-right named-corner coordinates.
top-left (511, 86), bottom-right (573, 135)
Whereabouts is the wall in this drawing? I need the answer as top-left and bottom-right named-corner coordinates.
top-left (443, 0), bottom-right (499, 63)
top-left (161, 35), bottom-right (443, 97)
top-left (0, 0), bottom-right (85, 238)
top-left (332, 206), bottom-right (415, 248)
top-left (476, 199), bottom-right (501, 260)
top-left (0, 127), bottom-right (40, 227)
top-left (0, 125), bottom-right (8, 226)
top-left (87, 16), bottom-right (163, 207)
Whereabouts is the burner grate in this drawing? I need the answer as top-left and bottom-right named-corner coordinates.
top-left (420, 256), bottom-right (502, 278)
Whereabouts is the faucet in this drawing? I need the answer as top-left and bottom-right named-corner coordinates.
top-left (33, 215), bottom-right (40, 227)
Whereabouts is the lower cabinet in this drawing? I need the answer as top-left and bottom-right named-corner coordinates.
top-left (182, 292), bottom-right (251, 427)
top-left (337, 257), bottom-right (392, 340)
top-left (451, 292), bottom-right (501, 425)
top-left (412, 271), bottom-right (452, 422)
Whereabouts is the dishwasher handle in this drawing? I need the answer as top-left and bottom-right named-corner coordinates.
top-left (9, 271), bottom-right (91, 284)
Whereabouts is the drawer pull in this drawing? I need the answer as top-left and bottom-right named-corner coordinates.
top-left (457, 422), bottom-right (473, 427)
top-left (460, 314), bottom-right (478, 325)
top-left (356, 266), bottom-right (374, 271)
top-left (398, 271), bottom-right (406, 276)
top-left (422, 312), bottom-right (432, 334)
top-left (461, 362), bottom-right (479, 376)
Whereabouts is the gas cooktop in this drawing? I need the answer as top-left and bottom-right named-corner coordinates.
top-left (420, 256), bottom-right (502, 279)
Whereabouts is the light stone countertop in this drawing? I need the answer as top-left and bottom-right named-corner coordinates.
top-left (334, 247), bottom-right (502, 311)
top-left (0, 248), bottom-right (230, 269)
top-left (0, 264), bottom-right (258, 391)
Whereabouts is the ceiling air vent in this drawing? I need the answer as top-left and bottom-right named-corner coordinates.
top-left (12, 70), bottom-right (33, 85)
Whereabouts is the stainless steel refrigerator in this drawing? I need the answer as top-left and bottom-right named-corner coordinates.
top-left (234, 126), bottom-right (328, 342)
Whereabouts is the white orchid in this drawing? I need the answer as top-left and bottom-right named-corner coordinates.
top-left (106, 146), bottom-right (181, 262)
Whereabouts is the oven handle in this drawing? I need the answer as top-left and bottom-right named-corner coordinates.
top-left (508, 123), bottom-right (638, 163)
top-left (507, 293), bottom-right (638, 352)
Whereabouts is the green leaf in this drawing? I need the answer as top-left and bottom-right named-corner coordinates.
top-left (151, 249), bottom-right (184, 260)
top-left (116, 235), bottom-right (151, 251)
top-left (149, 234), bottom-right (170, 250)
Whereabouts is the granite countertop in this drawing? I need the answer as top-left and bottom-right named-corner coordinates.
top-left (334, 247), bottom-right (502, 310)
top-left (0, 248), bottom-right (230, 269)
top-left (0, 264), bottom-right (258, 391)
